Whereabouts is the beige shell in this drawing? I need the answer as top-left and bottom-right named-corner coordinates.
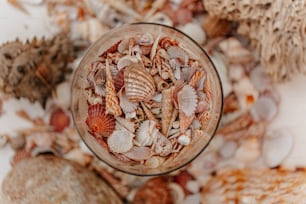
top-left (123, 146), bottom-right (152, 161)
top-left (188, 70), bottom-right (206, 91)
top-left (153, 133), bottom-right (172, 157)
top-left (177, 85), bottom-right (198, 117)
top-left (179, 111), bottom-right (195, 133)
top-left (135, 120), bottom-right (159, 146)
top-left (138, 32), bottom-right (154, 46)
top-left (153, 75), bottom-right (170, 92)
top-left (117, 55), bottom-right (138, 70)
top-left (145, 156), bottom-right (165, 168)
top-left (141, 103), bottom-right (160, 128)
top-left (115, 117), bottom-right (136, 133)
top-left (105, 60), bottom-right (122, 116)
top-left (124, 63), bottom-right (156, 102)
top-left (118, 89), bottom-right (139, 114)
top-left (161, 87), bottom-right (174, 136)
top-left (107, 130), bottom-right (134, 153)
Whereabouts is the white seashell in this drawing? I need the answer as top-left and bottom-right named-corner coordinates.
top-left (145, 156), bottom-right (165, 168)
top-left (152, 93), bottom-right (162, 102)
top-left (150, 35), bottom-right (160, 61)
top-left (250, 95), bottom-right (278, 122)
top-left (178, 134), bottom-right (191, 146)
top-left (228, 64), bottom-right (245, 82)
top-left (107, 130), bottom-right (134, 153)
top-left (77, 18), bottom-right (108, 43)
top-left (235, 137), bottom-right (260, 163)
top-left (118, 90), bottom-right (139, 114)
top-left (186, 180), bottom-right (200, 194)
top-left (53, 81), bottom-right (71, 109)
top-left (262, 129), bottom-right (293, 168)
top-left (147, 12), bottom-right (174, 27)
top-left (156, 49), bottom-right (169, 60)
top-left (123, 146), bottom-right (152, 161)
top-left (135, 120), bottom-right (159, 146)
top-left (64, 148), bottom-right (92, 166)
top-left (117, 55), bottom-right (139, 70)
top-left (125, 111), bottom-right (136, 119)
top-left (178, 22), bottom-right (206, 45)
top-left (139, 33), bottom-right (154, 46)
top-left (167, 46), bottom-right (188, 63)
top-left (172, 121), bottom-right (180, 129)
top-left (219, 140), bottom-right (238, 159)
top-left (184, 193), bottom-right (201, 204)
top-left (168, 183), bottom-right (185, 204)
top-left (191, 119), bottom-right (201, 129)
top-left (177, 85), bottom-right (198, 116)
top-left (115, 117), bottom-right (136, 133)
top-left (250, 65), bottom-right (272, 92)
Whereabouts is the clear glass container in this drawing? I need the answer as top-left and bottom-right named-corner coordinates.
top-left (71, 23), bottom-right (223, 176)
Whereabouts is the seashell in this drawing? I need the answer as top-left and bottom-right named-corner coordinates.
top-left (115, 117), bottom-right (136, 133)
top-left (77, 18), bottom-right (108, 43)
top-left (49, 108), bottom-right (70, 132)
top-left (141, 103), bottom-right (160, 128)
top-left (167, 46), bottom-right (188, 63)
top-left (118, 89), bottom-right (139, 114)
top-left (123, 146), bottom-right (152, 161)
top-left (85, 103), bottom-right (116, 138)
top-left (124, 63), bottom-right (156, 102)
top-left (197, 111), bottom-right (211, 131)
top-left (178, 133), bottom-right (191, 146)
top-left (179, 111), bottom-right (195, 133)
top-left (189, 70), bottom-right (206, 91)
top-left (138, 33), bottom-right (154, 46)
top-left (161, 87), bottom-right (175, 136)
top-left (235, 137), bottom-right (260, 163)
top-left (250, 95), bottom-right (278, 122)
top-left (105, 60), bottom-right (122, 116)
top-left (156, 48), bottom-right (169, 60)
top-left (117, 38), bottom-right (129, 53)
top-left (117, 55), bottom-right (139, 70)
top-left (178, 22), bottom-right (206, 45)
top-left (177, 85), bottom-right (198, 117)
top-left (114, 67), bottom-right (125, 92)
top-left (8, 135), bottom-right (25, 150)
top-left (154, 133), bottom-right (173, 157)
top-left (135, 120), bottom-right (159, 146)
top-left (145, 156), bottom-right (165, 168)
top-left (171, 80), bottom-right (185, 109)
top-left (186, 180), bottom-right (200, 194)
top-left (159, 37), bottom-right (178, 50)
top-left (153, 75), bottom-right (170, 92)
top-left (64, 148), bottom-right (93, 166)
top-left (107, 130), bottom-right (134, 153)
top-left (218, 112), bottom-right (253, 135)
top-left (152, 93), bottom-right (162, 102)
top-left (150, 35), bottom-right (160, 61)
top-left (262, 129), bottom-right (293, 168)
top-left (147, 12), bottom-right (174, 27)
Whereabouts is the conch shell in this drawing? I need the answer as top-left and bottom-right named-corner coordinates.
top-left (105, 60), bottom-right (122, 116)
top-left (124, 63), bottom-right (156, 102)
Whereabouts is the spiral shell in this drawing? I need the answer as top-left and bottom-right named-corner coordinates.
top-left (161, 87), bottom-right (174, 136)
top-left (124, 63), bottom-right (156, 102)
top-left (177, 85), bottom-right (198, 117)
top-left (107, 130), bottom-right (134, 153)
top-left (85, 104), bottom-right (116, 138)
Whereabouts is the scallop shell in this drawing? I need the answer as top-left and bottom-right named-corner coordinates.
top-left (115, 117), bottom-right (136, 133)
top-left (105, 60), bottom-right (122, 116)
top-left (135, 120), bottom-right (159, 146)
top-left (154, 133), bottom-right (172, 157)
top-left (85, 104), bottom-right (116, 138)
top-left (123, 146), bottom-right (152, 161)
top-left (139, 33), bottom-right (154, 46)
top-left (107, 130), bottom-right (134, 153)
top-left (161, 87), bottom-right (175, 136)
top-left (124, 63), bottom-right (156, 102)
top-left (117, 55), bottom-right (138, 70)
top-left (177, 85), bottom-right (198, 117)
top-left (118, 89), bottom-right (139, 114)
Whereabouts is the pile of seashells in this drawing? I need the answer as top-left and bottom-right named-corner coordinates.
top-left (84, 32), bottom-right (213, 165)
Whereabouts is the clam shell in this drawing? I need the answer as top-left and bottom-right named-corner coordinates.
top-left (118, 89), bottom-right (139, 114)
top-left (85, 104), bottom-right (116, 138)
top-left (105, 60), bottom-right (122, 116)
top-left (135, 120), bottom-right (159, 146)
top-left (162, 87), bottom-right (175, 136)
top-left (123, 146), bottom-right (152, 161)
top-left (124, 63), bottom-right (156, 102)
top-left (107, 130), bottom-right (134, 153)
top-left (177, 85), bottom-right (198, 117)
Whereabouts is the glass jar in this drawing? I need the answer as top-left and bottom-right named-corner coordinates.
top-left (71, 23), bottom-right (223, 176)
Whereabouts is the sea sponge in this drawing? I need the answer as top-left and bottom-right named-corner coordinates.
top-left (204, 0), bottom-right (306, 81)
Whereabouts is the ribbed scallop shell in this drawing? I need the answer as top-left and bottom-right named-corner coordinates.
top-left (118, 90), bottom-right (139, 114)
top-left (107, 130), bottom-right (134, 153)
top-left (177, 85), bottom-right (198, 116)
top-left (135, 120), bottom-right (159, 146)
top-left (85, 104), bottom-right (116, 138)
top-left (124, 63), bottom-right (156, 102)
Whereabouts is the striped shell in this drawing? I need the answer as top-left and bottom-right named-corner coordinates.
top-left (135, 120), bottom-right (159, 146)
top-left (118, 90), bottom-right (139, 114)
top-left (107, 130), bottom-right (134, 153)
top-left (124, 63), bottom-right (156, 102)
top-left (85, 104), bottom-right (116, 138)
top-left (177, 85), bottom-right (198, 117)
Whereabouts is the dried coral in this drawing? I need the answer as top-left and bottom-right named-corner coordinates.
top-left (0, 33), bottom-right (74, 106)
top-left (204, 0), bottom-right (306, 81)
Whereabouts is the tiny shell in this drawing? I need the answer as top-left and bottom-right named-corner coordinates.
top-left (114, 67), bottom-right (125, 92)
top-left (147, 12), bottom-right (174, 27)
top-left (178, 134), bottom-right (191, 146)
top-left (180, 111), bottom-right (195, 133)
top-left (123, 146), bottom-right (152, 161)
top-left (139, 33), bottom-right (154, 46)
top-left (189, 70), bottom-right (206, 91)
top-left (235, 137), bottom-right (260, 163)
top-left (117, 38), bottom-right (129, 53)
top-left (177, 85), bottom-right (198, 117)
top-left (124, 63), bottom-right (156, 102)
top-left (135, 120), bottom-right (159, 146)
top-left (150, 35), bottom-right (160, 61)
top-left (145, 156), bottom-right (165, 168)
top-left (107, 130), bottom-right (134, 153)
top-left (86, 104), bottom-right (116, 138)
top-left (153, 75), bottom-right (170, 92)
top-left (141, 103), bottom-right (160, 128)
top-left (250, 95), bottom-right (278, 122)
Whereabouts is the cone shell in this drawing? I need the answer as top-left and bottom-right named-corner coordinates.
top-left (85, 104), bottom-right (116, 138)
top-left (161, 87), bottom-right (174, 136)
top-left (124, 63), bottom-right (156, 102)
top-left (105, 60), bottom-right (122, 116)
top-left (107, 130), bottom-right (134, 153)
top-left (177, 85), bottom-right (198, 117)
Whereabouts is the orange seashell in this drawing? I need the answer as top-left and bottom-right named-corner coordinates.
top-left (124, 63), bottom-right (156, 102)
top-left (85, 103), bottom-right (116, 138)
top-left (105, 60), bottom-right (122, 116)
top-left (49, 108), bottom-right (70, 132)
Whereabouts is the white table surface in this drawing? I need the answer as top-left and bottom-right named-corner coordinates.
top-left (1, 0), bottom-right (306, 187)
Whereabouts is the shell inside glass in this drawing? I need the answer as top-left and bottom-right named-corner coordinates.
top-left (71, 23), bottom-right (223, 176)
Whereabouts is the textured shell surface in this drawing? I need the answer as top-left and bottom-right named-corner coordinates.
top-left (107, 130), bottom-right (134, 153)
top-left (117, 55), bottom-right (139, 70)
top-left (135, 120), bottom-right (159, 146)
top-left (124, 63), bottom-right (156, 102)
top-left (118, 89), bottom-right (139, 114)
top-left (114, 67), bottom-right (125, 92)
top-left (161, 87), bottom-right (174, 136)
top-left (154, 133), bottom-right (172, 157)
top-left (115, 116), bottom-right (136, 133)
top-left (85, 103), bottom-right (116, 138)
top-left (138, 32), bottom-right (154, 46)
top-left (177, 85), bottom-right (198, 117)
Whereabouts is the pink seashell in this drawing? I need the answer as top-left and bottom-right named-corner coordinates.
top-left (177, 85), bottom-right (198, 117)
